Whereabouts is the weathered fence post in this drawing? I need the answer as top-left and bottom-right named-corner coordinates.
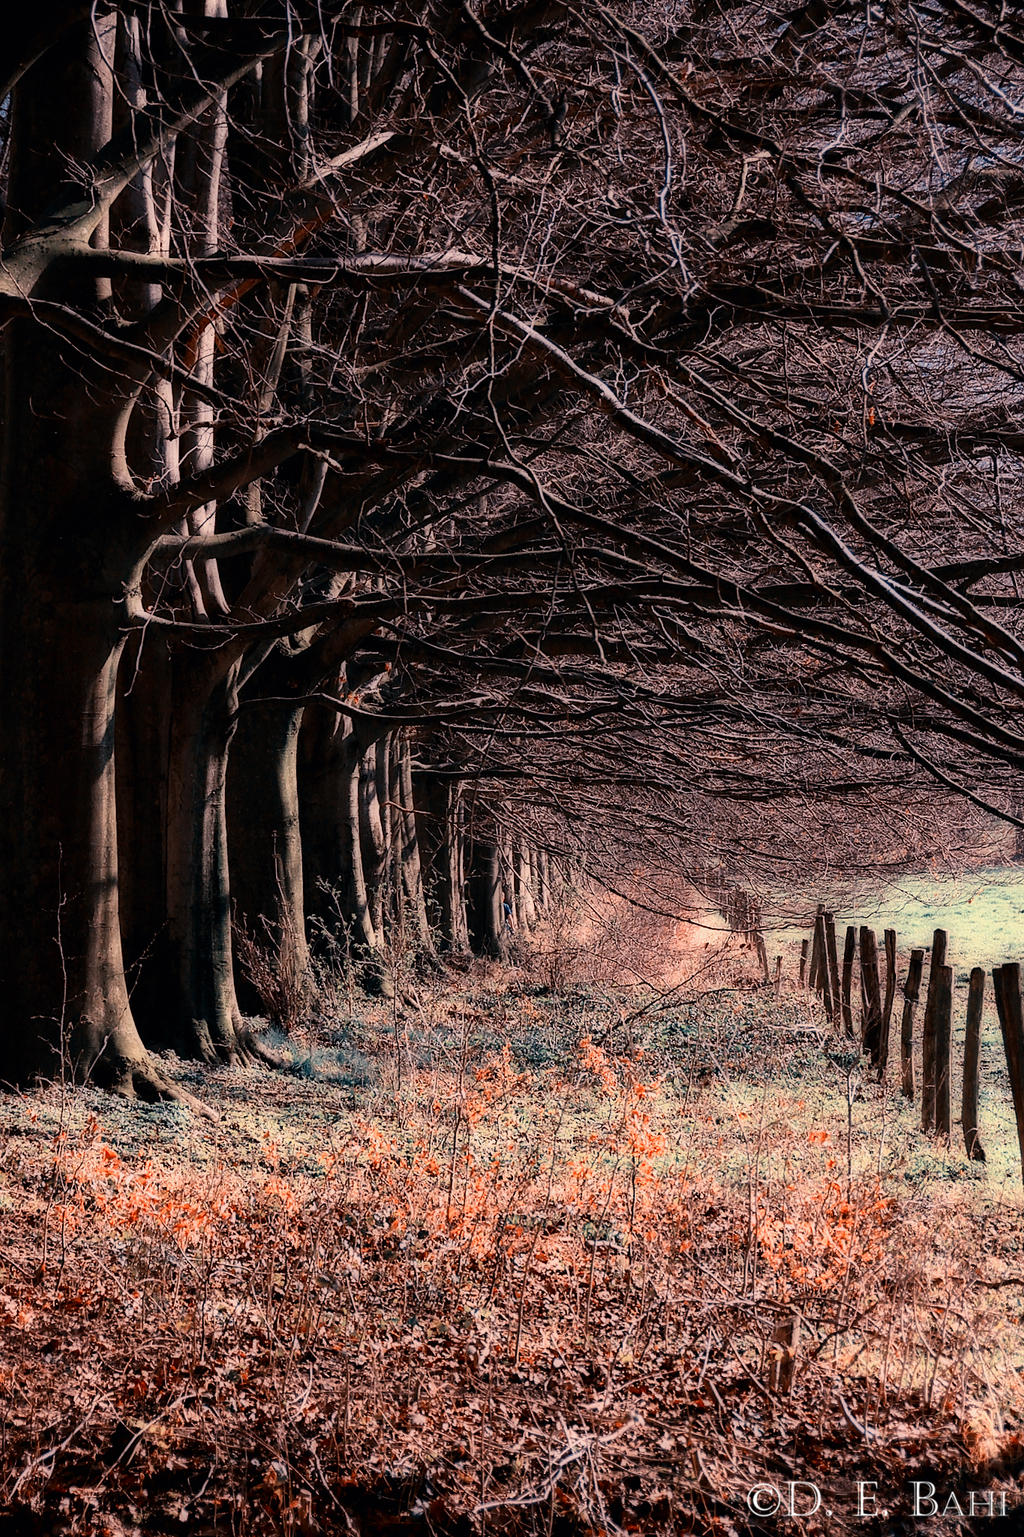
top-left (962, 967), bottom-right (986, 1162)
top-left (859, 926), bottom-right (884, 1066)
top-left (921, 929), bottom-right (947, 1133)
top-left (755, 931), bottom-right (770, 984)
top-left (767, 1313), bottom-right (801, 1395)
top-left (993, 964), bottom-right (1024, 1186)
top-left (809, 905), bottom-right (824, 996)
top-left (881, 928), bottom-right (897, 1072)
top-left (934, 964), bottom-right (953, 1140)
top-left (900, 948), bottom-right (924, 1100)
top-left (841, 925), bottom-right (856, 1037)
top-left (817, 911), bottom-right (831, 1015)
top-left (741, 891), bottom-right (770, 981)
top-left (813, 910), bottom-right (834, 1021)
top-left (824, 913), bottom-right (841, 1029)
top-left (799, 938), bottom-right (809, 989)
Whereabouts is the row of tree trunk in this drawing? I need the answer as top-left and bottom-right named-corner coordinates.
top-left (0, 5), bottom-right (586, 1097)
top-left (116, 669), bottom-right (567, 1068)
top-left (228, 702), bottom-right (564, 1003)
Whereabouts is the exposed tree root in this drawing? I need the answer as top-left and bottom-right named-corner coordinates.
top-left (172, 1015), bottom-right (293, 1074)
top-left (236, 1027), bottom-right (291, 1070)
top-left (414, 948), bottom-right (446, 979)
top-left (100, 1055), bottom-right (219, 1122)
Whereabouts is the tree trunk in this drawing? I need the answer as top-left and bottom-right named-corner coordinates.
top-left (298, 700), bottom-right (379, 952)
top-left (298, 701), bottom-right (347, 923)
top-left (342, 727), bottom-right (380, 954)
top-left (116, 631), bottom-right (174, 1037)
top-left (360, 735), bottom-right (391, 935)
top-left (396, 732), bottom-right (435, 956)
top-left (470, 838), bottom-right (510, 961)
top-left (418, 786), bottom-right (470, 952)
top-left (536, 848), bottom-right (551, 908)
top-left (0, 586), bottom-right (157, 1090)
top-left (228, 702), bottom-right (309, 1014)
top-left (516, 844), bottom-right (538, 930)
top-left (0, 21), bottom-right (224, 1108)
top-left (447, 787), bottom-right (472, 955)
top-left (388, 734), bottom-right (406, 932)
top-left (163, 654), bottom-right (248, 1061)
top-left (0, 38), bottom-right (141, 1087)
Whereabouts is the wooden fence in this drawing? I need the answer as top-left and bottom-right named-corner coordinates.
top-left (803, 910), bottom-right (1024, 1184)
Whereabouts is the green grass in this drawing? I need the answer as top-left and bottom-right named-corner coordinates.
top-left (763, 866), bottom-right (1024, 1197)
top-left (771, 862), bottom-right (1024, 968)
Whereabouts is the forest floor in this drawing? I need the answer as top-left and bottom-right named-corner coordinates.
top-left (1, 971), bottom-right (1024, 1536)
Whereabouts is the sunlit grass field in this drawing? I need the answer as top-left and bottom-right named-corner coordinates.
top-left (768, 865), bottom-right (1024, 1194)
top-left (770, 862), bottom-right (1024, 971)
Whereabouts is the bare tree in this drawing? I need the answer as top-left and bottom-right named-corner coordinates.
top-left (6, 1), bottom-right (1024, 1092)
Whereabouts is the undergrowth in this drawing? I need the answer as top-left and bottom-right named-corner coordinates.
top-left (1, 983), bottom-right (1022, 1535)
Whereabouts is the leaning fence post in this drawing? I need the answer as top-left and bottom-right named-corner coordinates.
top-left (824, 913), bottom-right (841, 1029)
top-left (934, 964), bottom-right (953, 1140)
top-left (993, 964), bottom-right (1024, 1187)
top-left (799, 938), bottom-right (809, 989)
top-left (900, 948), bottom-right (924, 1100)
top-left (881, 928), bottom-right (897, 1071)
top-left (962, 967), bottom-right (986, 1162)
top-left (921, 929), bottom-right (947, 1134)
top-left (814, 910), bottom-right (834, 1021)
top-left (841, 925), bottom-right (856, 1038)
top-left (859, 927), bottom-right (884, 1066)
